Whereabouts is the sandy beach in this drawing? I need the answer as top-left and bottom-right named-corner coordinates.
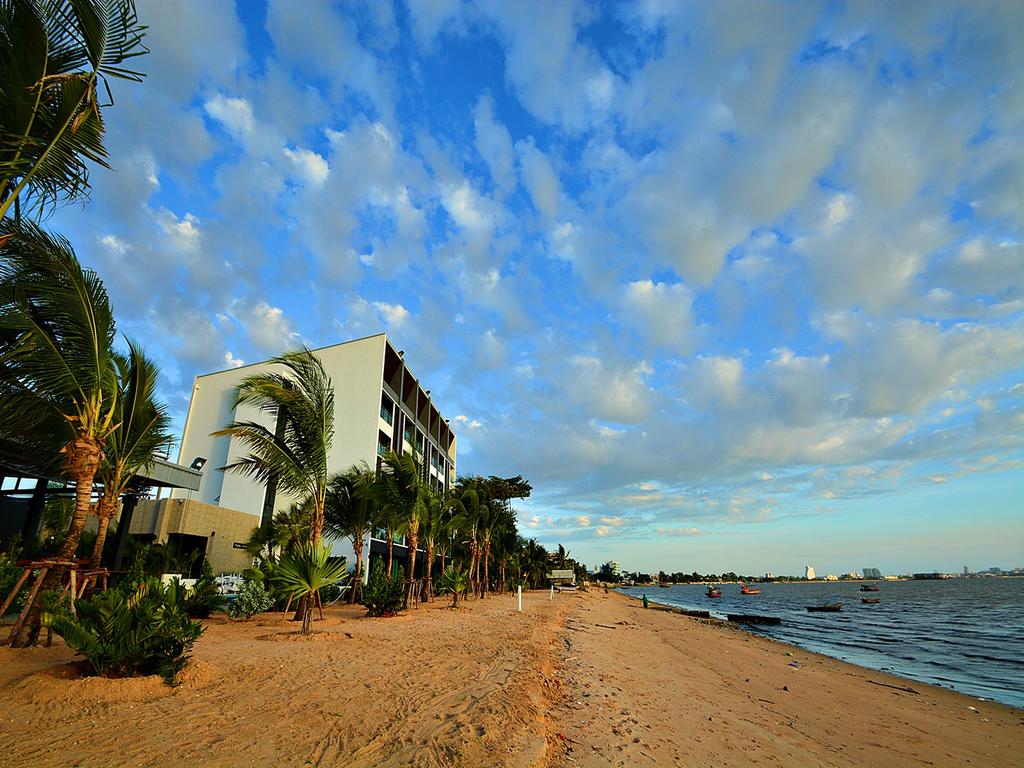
top-left (1, 589), bottom-right (1021, 767)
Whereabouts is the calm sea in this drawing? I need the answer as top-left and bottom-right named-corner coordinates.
top-left (620, 579), bottom-right (1024, 709)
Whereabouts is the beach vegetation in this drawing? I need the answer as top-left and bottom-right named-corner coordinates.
top-left (50, 577), bottom-right (204, 685)
top-left (228, 574), bottom-right (273, 619)
top-left (183, 561), bottom-right (226, 619)
top-left (0, 0), bottom-right (148, 222)
top-left (437, 565), bottom-right (468, 608)
top-left (272, 544), bottom-right (347, 634)
top-left (90, 342), bottom-right (171, 567)
top-left (376, 450), bottom-right (426, 607)
top-left (324, 466), bottom-right (377, 603)
top-left (363, 559), bottom-right (404, 617)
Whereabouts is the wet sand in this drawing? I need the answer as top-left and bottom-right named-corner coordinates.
top-left (1, 588), bottom-right (1021, 767)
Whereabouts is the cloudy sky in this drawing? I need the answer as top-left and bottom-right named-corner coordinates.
top-left (50, 1), bottom-right (1022, 576)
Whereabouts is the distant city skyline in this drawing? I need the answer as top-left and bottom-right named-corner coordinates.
top-left (48, 1), bottom-right (1023, 573)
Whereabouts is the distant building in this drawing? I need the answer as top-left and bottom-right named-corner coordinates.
top-left (863, 567), bottom-right (881, 579)
top-left (764, 572), bottom-right (774, 579)
top-left (606, 561), bottom-right (621, 576)
top-left (804, 565), bottom-right (816, 580)
top-left (825, 574), bottom-right (839, 581)
top-left (963, 566), bottom-right (969, 576)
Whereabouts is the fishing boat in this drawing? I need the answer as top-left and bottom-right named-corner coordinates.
top-left (861, 597), bottom-right (880, 604)
top-left (806, 603), bottom-right (842, 612)
top-left (706, 585), bottom-right (722, 598)
top-left (740, 584), bottom-right (761, 595)
top-left (860, 584), bottom-right (880, 592)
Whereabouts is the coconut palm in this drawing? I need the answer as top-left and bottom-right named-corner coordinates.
top-left (453, 478), bottom-right (484, 597)
top-left (521, 538), bottom-right (549, 589)
top-left (418, 486), bottom-right (458, 601)
top-left (376, 450), bottom-right (425, 607)
top-left (324, 465), bottom-right (377, 604)
top-left (243, 502), bottom-right (309, 567)
top-left (273, 544), bottom-right (347, 635)
top-left (555, 544), bottom-right (571, 570)
top-left (0, 221), bottom-right (120, 646)
top-left (490, 505), bottom-right (518, 594)
top-left (214, 348), bottom-right (334, 547)
top-left (90, 341), bottom-right (170, 567)
top-left (437, 565), bottom-right (468, 609)
top-left (0, 0), bottom-right (148, 222)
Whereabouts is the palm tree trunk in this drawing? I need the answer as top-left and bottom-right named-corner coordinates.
top-left (424, 540), bottom-right (434, 601)
top-left (350, 538), bottom-right (363, 604)
top-left (386, 529), bottom-right (394, 581)
top-left (90, 491), bottom-right (118, 567)
top-left (482, 539), bottom-right (490, 599)
top-left (58, 435), bottom-right (103, 560)
top-left (405, 524), bottom-right (418, 608)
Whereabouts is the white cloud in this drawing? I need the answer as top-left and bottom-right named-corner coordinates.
top-left (622, 279), bottom-right (694, 354)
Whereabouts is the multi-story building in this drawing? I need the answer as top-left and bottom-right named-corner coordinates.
top-left (804, 565), bottom-right (816, 580)
top-left (863, 567), bottom-right (882, 579)
top-left (130, 333), bottom-right (457, 576)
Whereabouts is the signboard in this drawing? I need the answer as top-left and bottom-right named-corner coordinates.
top-left (548, 569), bottom-right (574, 580)
top-left (232, 542), bottom-right (247, 549)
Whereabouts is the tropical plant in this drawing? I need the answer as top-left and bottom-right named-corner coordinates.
top-left (555, 544), bottom-right (570, 569)
top-left (183, 560), bottom-right (225, 619)
top-left (213, 348), bottom-right (335, 547)
top-left (437, 565), bottom-right (468, 609)
top-left (324, 466), bottom-right (377, 603)
top-left (363, 559), bottom-right (404, 617)
top-left (376, 450), bottom-right (425, 607)
top-left (90, 341), bottom-right (170, 566)
top-left (522, 538), bottom-right (549, 589)
top-left (272, 544), bottom-right (347, 634)
top-left (50, 577), bottom-right (204, 685)
top-left (0, 0), bottom-right (148, 222)
top-left (418, 487), bottom-right (457, 602)
top-left (0, 221), bottom-right (121, 646)
top-left (243, 502), bottom-right (310, 567)
top-left (228, 576), bottom-right (272, 619)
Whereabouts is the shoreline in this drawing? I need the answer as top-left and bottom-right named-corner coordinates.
top-left (547, 589), bottom-right (1024, 767)
top-left (620, 590), bottom-right (1023, 710)
top-left (616, 585), bottom-right (1022, 711)
top-left (1, 588), bottom-right (1021, 767)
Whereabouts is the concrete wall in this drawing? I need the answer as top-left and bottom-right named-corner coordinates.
top-left (130, 498), bottom-right (257, 574)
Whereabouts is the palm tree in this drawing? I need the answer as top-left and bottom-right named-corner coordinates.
top-left (419, 487), bottom-right (458, 601)
top-left (377, 450), bottom-right (425, 607)
top-left (490, 505), bottom-right (518, 594)
top-left (90, 341), bottom-right (170, 567)
top-left (437, 565), bottom-right (468, 609)
top-left (214, 348), bottom-right (334, 547)
top-left (522, 538), bottom-right (549, 589)
top-left (273, 544), bottom-right (347, 635)
top-left (0, 0), bottom-right (148, 222)
top-left (324, 466), bottom-right (377, 604)
top-left (0, 222), bottom-right (119, 646)
top-left (555, 544), bottom-right (571, 570)
top-left (244, 502), bottom-right (309, 567)
top-left (453, 478), bottom-right (483, 597)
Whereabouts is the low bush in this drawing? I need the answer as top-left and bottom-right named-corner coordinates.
top-left (437, 566), bottom-right (469, 608)
top-left (0, 553), bottom-right (26, 616)
top-left (184, 561), bottom-right (226, 618)
top-left (228, 576), bottom-right (273, 619)
top-left (363, 561), bottom-right (404, 617)
top-left (51, 577), bottom-right (204, 685)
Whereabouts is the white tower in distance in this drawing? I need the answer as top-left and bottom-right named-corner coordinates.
top-left (805, 565), bottom-right (816, 580)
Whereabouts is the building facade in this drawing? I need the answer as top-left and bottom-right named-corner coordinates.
top-left (149, 333), bottom-right (456, 574)
top-left (804, 565), bottom-right (816, 580)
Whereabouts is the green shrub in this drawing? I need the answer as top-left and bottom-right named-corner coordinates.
top-left (0, 553), bottom-right (26, 616)
top-left (364, 560), bottom-right (404, 617)
top-left (437, 566), bottom-right (469, 608)
top-left (273, 545), bottom-right (348, 634)
top-left (51, 577), bottom-right (204, 685)
top-left (184, 561), bottom-right (226, 618)
top-left (228, 577), bottom-right (273, 619)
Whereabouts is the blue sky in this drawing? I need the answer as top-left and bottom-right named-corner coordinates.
top-left (50, 0), bottom-right (1022, 576)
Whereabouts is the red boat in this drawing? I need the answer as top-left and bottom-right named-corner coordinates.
top-left (740, 584), bottom-right (761, 595)
top-left (706, 586), bottom-right (722, 598)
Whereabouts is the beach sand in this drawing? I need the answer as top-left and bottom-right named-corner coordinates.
top-left (1, 589), bottom-right (1021, 767)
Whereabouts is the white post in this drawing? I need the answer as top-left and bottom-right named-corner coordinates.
top-left (550, 585), bottom-right (554, 600)
top-left (517, 585), bottom-right (522, 612)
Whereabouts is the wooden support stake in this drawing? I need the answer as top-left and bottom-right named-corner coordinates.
top-left (7, 567), bottom-right (49, 646)
top-left (68, 569), bottom-right (77, 616)
top-left (0, 567), bottom-right (32, 617)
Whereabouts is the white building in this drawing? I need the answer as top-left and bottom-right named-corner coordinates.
top-left (804, 565), bottom-right (816, 580)
top-left (139, 334), bottom-right (457, 575)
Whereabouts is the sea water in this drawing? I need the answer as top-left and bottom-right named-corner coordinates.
top-left (621, 578), bottom-right (1024, 709)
